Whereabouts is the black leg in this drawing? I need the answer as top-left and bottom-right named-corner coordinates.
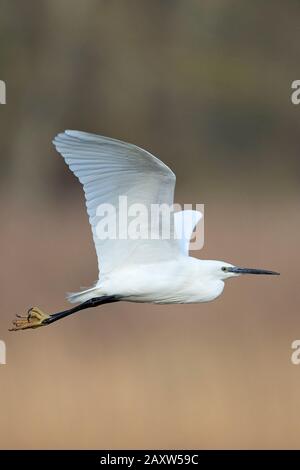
top-left (43, 295), bottom-right (120, 325)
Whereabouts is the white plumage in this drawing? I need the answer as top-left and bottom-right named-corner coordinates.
top-left (52, 130), bottom-right (278, 307)
top-left (9, 131), bottom-right (279, 331)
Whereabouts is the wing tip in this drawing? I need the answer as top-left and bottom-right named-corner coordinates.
top-left (53, 129), bottom-right (79, 141)
top-left (52, 130), bottom-right (111, 149)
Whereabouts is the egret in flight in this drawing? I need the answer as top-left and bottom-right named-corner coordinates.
top-left (10, 131), bottom-right (279, 331)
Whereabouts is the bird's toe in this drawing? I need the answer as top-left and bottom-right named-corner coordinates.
top-left (9, 307), bottom-right (51, 331)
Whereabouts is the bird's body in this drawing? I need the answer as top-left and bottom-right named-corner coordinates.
top-left (77, 258), bottom-right (225, 305)
top-left (10, 130), bottom-right (279, 331)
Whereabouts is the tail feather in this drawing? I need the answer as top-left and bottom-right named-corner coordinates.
top-left (67, 286), bottom-right (100, 304)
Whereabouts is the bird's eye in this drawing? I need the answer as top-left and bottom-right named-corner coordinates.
top-left (221, 266), bottom-right (228, 272)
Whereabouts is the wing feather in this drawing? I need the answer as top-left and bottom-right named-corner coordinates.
top-left (174, 210), bottom-right (203, 255)
top-left (53, 130), bottom-right (180, 276)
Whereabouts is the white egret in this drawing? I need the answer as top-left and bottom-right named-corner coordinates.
top-left (10, 131), bottom-right (279, 331)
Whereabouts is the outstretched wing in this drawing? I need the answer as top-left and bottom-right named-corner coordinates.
top-left (53, 130), bottom-right (181, 276)
top-left (174, 210), bottom-right (203, 255)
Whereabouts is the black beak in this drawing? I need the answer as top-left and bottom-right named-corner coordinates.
top-left (228, 267), bottom-right (280, 275)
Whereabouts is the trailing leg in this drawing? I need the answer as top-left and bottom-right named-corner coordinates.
top-left (9, 296), bottom-right (119, 331)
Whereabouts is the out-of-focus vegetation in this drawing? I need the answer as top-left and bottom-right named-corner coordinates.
top-left (1, 0), bottom-right (300, 203)
top-left (1, 0), bottom-right (300, 450)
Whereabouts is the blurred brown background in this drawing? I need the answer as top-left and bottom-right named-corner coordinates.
top-left (1, 0), bottom-right (300, 449)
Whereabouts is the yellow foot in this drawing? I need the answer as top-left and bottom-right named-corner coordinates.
top-left (9, 307), bottom-right (51, 331)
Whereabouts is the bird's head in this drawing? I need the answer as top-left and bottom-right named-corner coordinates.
top-left (207, 260), bottom-right (280, 281)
